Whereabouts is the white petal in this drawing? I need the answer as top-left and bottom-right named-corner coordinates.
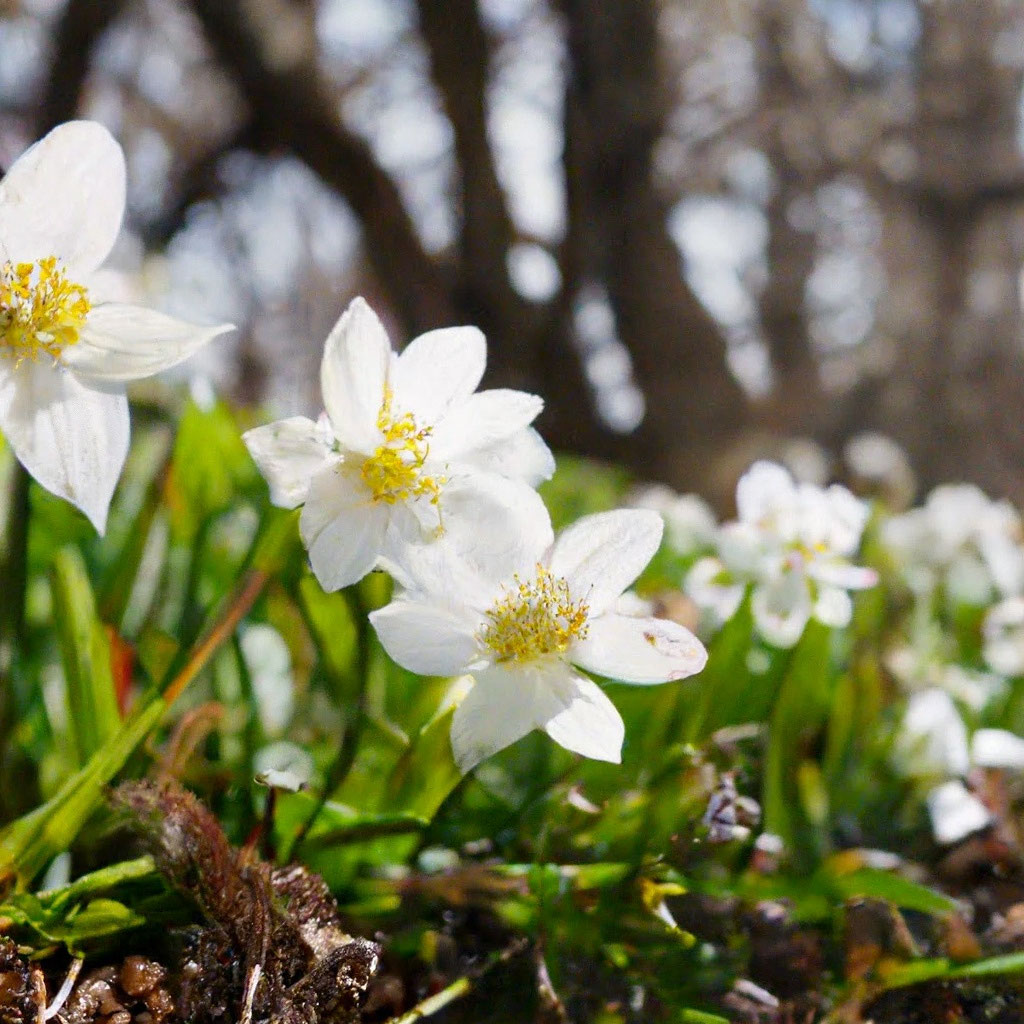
top-left (927, 780), bottom-right (991, 845)
top-left (0, 360), bottom-right (128, 533)
top-left (370, 598), bottom-right (482, 677)
top-left (439, 473), bottom-right (553, 580)
top-left (430, 389), bottom-right (544, 461)
top-left (388, 473), bottom-right (553, 594)
top-left (751, 575), bottom-right (811, 648)
top-left (320, 298), bottom-right (390, 453)
top-left (0, 121), bottom-right (125, 274)
top-left (547, 509), bottom-right (663, 615)
top-left (685, 557), bottom-right (746, 623)
top-left (298, 463), bottom-right (386, 590)
top-left (62, 304), bottom-right (232, 382)
top-left (901, 688), bottom-right (970, 777)
top-left (453, 426), bottom-right (554, 486)
top-left (971, 729), bottom-right (1024, 771)
top-left (538, 667), bottom-right (625, 764)
top-left (736, 461), bottom-right (798, 530)
top-left (572, 614), bottom-right (707, 684)
top-left (242, 417), bottom-right (334, 509)
top-left (450, 667), bottom-right (543, 772)
top-left (807, 560), bottom-right (878, 591)
top-left (392, 325), bottom-right (486, 424)
top-left (812, 586), bottom-right (853, 628)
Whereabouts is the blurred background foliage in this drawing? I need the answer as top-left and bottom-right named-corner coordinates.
top-left (5, 0), bottom-right (1024, 505)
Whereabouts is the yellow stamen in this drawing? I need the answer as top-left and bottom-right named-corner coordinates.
top-left (360, 386), bottom-right (446, 512)
top-left (0, 257), bottom-right (91, 366)
top-left (479, 565), bottom-right (590, 663)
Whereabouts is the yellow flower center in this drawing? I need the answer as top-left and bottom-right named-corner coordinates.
top-left (360, 385), bottom-right (446, 508)
top-left (0, 257), bottom-right (91, 366)
top-left (479, 565), bottom-right (590, 663)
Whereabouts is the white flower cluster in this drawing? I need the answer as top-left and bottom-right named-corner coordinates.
top-left (898, 688), bottom-right (1024, 845)
top-left (0, 122), bottom-right (709, 774)
top-left (684, 461), bottom-right (877, 647)
top-left (244, 299), bottom-right (708, 771)
top-left (882, 483), bottom-right (1024, 604)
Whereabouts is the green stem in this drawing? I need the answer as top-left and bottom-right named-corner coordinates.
top-left (1, 462), bottom-right (30, 653)
top-left (0, 463), bottom-right (30, 781)
top-left (290, 586), bottom-right (371, 858)
top-left (162, 569), bottom-right (269, 706)
top-left (382, 939), bottom-right (528, 1024)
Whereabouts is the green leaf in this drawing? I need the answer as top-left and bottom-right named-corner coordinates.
top-left (0, 694), bottom-right (165, 890)
top-left (168, 399), bottom-right (258, 540)
top-left (763, 621), bottom-right (833, 866)
top-left (830, 868), bottom-right (957, 916)
top-left (381, 705), bottom-right (462, 819)
top-left (953, 952), bottom-right (1024, 978)
top-left (879, 953), bottom-right (1024, 990)
top-left (683, 595), bottom-right (755, 741)
top-left (678, 1011), bottom-right (731, 1024)
top-left (41, 856), bottom-right (159, 913)
top-left (298, 575), bottom-right (359, 705)
top-left (50, 547), bottom-right (121, 766)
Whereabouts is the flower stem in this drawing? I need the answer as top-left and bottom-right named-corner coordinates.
top-left (290, 585), bottom-right (372, 858)
top-left (162, 569), bottom-right (268, 707)
top-left (0, 463), bottom-right (30, 773)
top-left (382, 939), bottom-right (528, 1024)
top-left (0, 462), bottom-right (30, 653)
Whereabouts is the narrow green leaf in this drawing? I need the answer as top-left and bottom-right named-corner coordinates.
top-left (381, 705), bottom-right (462, 820)
top-left (830, 868), bottom-right (957, 917)
top-left (763, 621), bottom-right (832, 865)
top-left (684, 595), bottom-right (754, 741)
top-left (0, 694), bottom-right (165, 890)
top-left (953, 952), bottom-right (1024, 978)
top-left (678, 1010), bottom-right (731, 1024)
top-left (51, 547), bottom-right (121, 765)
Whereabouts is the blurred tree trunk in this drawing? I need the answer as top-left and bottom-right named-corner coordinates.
top-left (560, 0), bottom-right (750, 495)
top-left (827, 0), bottom-right (1024, 500)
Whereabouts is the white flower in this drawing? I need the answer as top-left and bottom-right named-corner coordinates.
top-left (685, 461), bottom-right (877, 646)
top-left (983, 597), bottom-right (1024, 677)
top-left (369, 509), bottom-right (708, 772)
top-left (883, 484), bottom-right (1024, 602)
top-left (885, 641), bottom-right (1004, 712)
top-left (0, 121), bottom-right (232, 532)
top-left (897, 686), bottom-right (1024, 844)
top-left (243, 297), bottom-right (555, 591)
top-left (627, 484), bottom-right (717, 555)
top-left (927, 782), bottom-right (991, 846)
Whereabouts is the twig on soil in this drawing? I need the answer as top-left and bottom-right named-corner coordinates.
top-left (383, 938), bottom-right (529, 1024)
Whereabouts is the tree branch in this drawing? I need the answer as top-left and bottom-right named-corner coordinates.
top-left (187, 0), bottom-right (454, 336)
top-left (414, 0), bottom-right (530, 375)
top-left (37, 0), bottom-right (129, 133)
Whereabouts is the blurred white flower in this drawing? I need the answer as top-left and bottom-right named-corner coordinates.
top-left (843, 431), bottom-right (916, 510)
top-left (898, 688), bottom-right (971, 778)
top-left (240, 623), bottom-right (294, 735)
top-left (885, 636), bottom-right (1004, 711)
top-left (983, 597), bottom-right (1024, 677)
top-left (627, 483), bottom-right (717, 555)
top-left (897, 686), bottom-right (1024, 844)
top-left (927, 781), bottom-right (991, 846)
top-left (685, 461), bottom-right (877, 646)
top-left (370, 509), bottom-right (707, 772)
top-left (244, 297), bottom-right (554, 591)
top-left (0, 121), bottom-right (232, 532)
top-left (883, 484), bottom-right (1024, 602)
